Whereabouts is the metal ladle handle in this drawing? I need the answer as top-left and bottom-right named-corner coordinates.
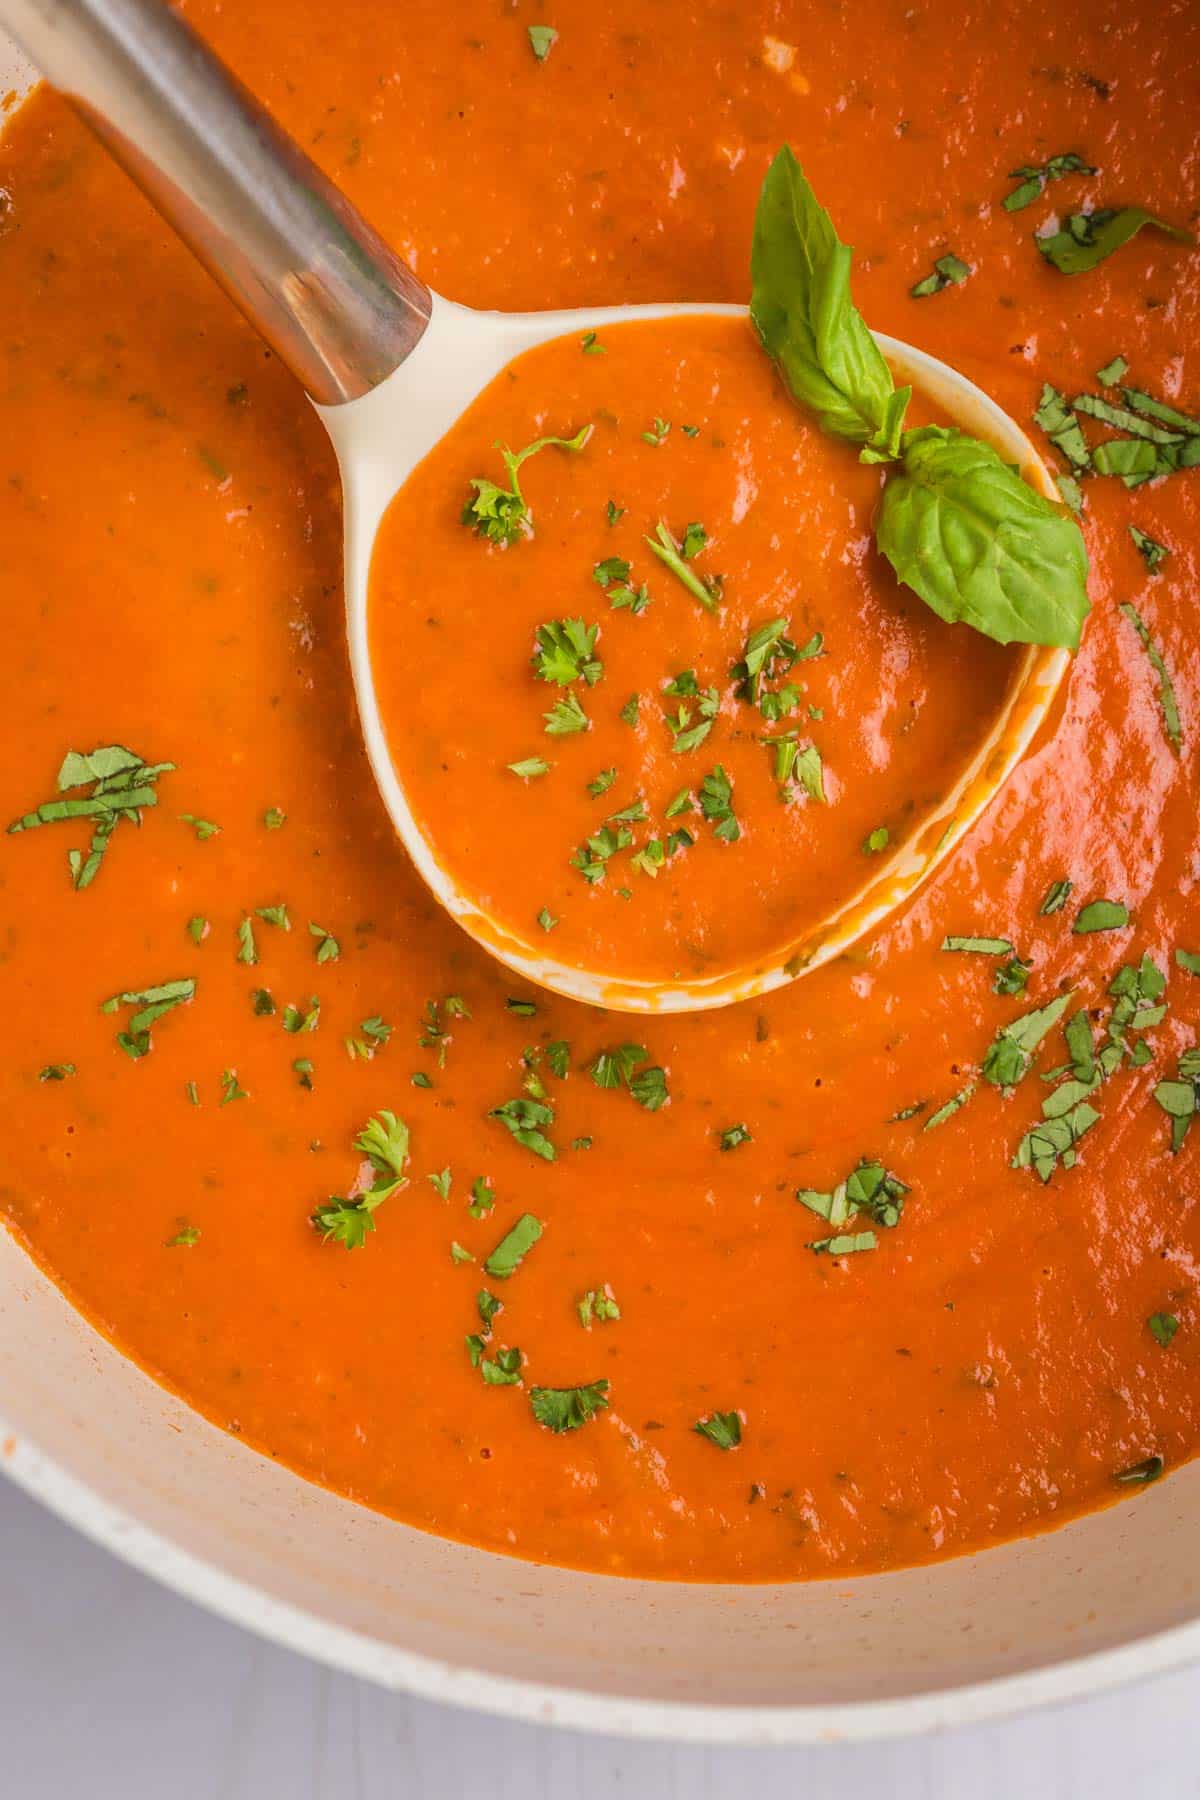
top-left (0, 0), bottom-right (431, 403)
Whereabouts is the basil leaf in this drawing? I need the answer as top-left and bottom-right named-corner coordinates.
top-left (876, 426), bottom-right (1090, 648)
top-left (750, 147), bottom-right (907, 462)
top-left (1036, 208), bottom-right (1192, 275)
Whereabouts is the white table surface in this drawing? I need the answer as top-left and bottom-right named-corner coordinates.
top-left (2, 1474), bottom-right (1197, 1799)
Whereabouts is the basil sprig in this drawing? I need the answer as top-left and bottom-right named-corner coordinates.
top-left (750, 147), bottom-right (1090, 650)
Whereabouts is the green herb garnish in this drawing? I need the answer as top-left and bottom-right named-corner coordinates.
top-left (463, 426), bottom-right (590, 545)
top-left (1003, 151), bottom-right (1096, 212)
top-left (530, 1380), bottom-right (609, 1432)
top-left (1036, 208), bottom-right (1192, 275)
top-left (1120, 602), bottom-right (1181, 752)
top-left (694, 1410), bottom-right (742, 1449)
top-left (909, 253), bottom-right (970, 298)
top-left (751, 149), bottom-right (1089, 648)
top-left (8, 745), bottom-right (175, 890)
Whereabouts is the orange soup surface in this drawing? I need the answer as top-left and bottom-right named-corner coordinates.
top-left (370, 316), bottom-right (1017, 984)
top-left (0, 0), bottom-right (1199, 1584)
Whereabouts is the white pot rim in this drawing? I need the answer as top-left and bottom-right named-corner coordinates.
top-left (4, 1418), bottom-right (1197, 1744)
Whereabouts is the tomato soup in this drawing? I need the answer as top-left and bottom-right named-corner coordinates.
top-left (369, 315), bottom-right (1018, 984)
top-left (0, 0), bottom-right (1199, 1584)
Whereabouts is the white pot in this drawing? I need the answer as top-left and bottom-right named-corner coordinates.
top-left (3, 31), bottom-right (1199, 1746)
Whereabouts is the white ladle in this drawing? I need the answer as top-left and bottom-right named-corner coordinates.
top-left (4, 0), bottom-right (1069, 1014)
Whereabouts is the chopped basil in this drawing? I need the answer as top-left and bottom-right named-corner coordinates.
top-left (1114, 1454), bottom-right (1164, 1486)
top-left (910, 253), bottom-right (971, 298)
top-left (718, 1123), bottom-right (752, 1150)
top-left (1129, 525), bottom-right (1170, 574)
top-left (1073, 898), bottom-right (1130, 934)
top-left (1039, 878), bottom-right (1073, 915)
top-left (863, 826), bottom-right (889, 854)
top-left (508, 756), bottom-right (551, 779)
top-left (942, 935), bottom-right (1016, 957)
top-left (808, 1231), bottom-right (877, 1255)
top-left (38, 1063), bottom-right (76, 1082)
top-left (263, 806), bottom-right (286, 829)
top-left (1036, 208), bottom-right (1192, 275)
top-left (923, 1084), bottom-right (976, 1129)
top-left (1148, 1311), bottom-right (1180, 1348)
top-left (167, 1225), bottom-right (201, 1248)
top-left (982, 993), bottom-right (1072, 1089)
top-left (1003, 151), bottom-right (1096, 212)
top-left (1096, 355), bottom-right (1128, 386)
top-left (180, 813), bottom-right (220, 841)
top-left (1120, 602), bottom-right (1182, 752)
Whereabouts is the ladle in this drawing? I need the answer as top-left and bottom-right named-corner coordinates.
top-left (2, 0), bottom-right (1069, 1013)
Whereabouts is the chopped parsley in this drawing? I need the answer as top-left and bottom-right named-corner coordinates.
top-left (642, 417), bottom-right (670, 446)
top-left (644, 520), bottom-right (721, 611)
top-left (8, 745), bottom-right (174, 890)
top-left (236, 916), bottom-right (257, 965)
top-left (167, 1225), bottom-right (201, 1248)
top-left (718, 1123), bottom-right (752, 1150)
top-left (619, 693), bottom-right (640, 727)
top-left (489, 1094), bottom-right (556, 1159)
top-left (1148, 1311), bottom-right (1180, 1348)
top-left (863, 826), bottom-right (889, 855)
top-left (578, 1286), bottom-right (621, 1327)
top-left (38, 1063), bottom-right (75, 1082)
top-left (527, 22), bottom-right (557, 60)
top-left (282, 996), bottom-right (320, 1034)
top-left (462, 427), bottom-right (590, 545)
top-left (428, 1168), bottom-right (452, 1200)
top-left (101, 977), bottom-right (196, 1059)
top-left (263, 806), bottom-right (286, 829)
top-left (309, 921), bottom-right (340, 962)
top-left (694, 1411), bottom-right (742, 1450)
top-left (532, 618), bottom-right (602, 686)
top-left (508, 756), bottom-right (550, 779)
top-left (530, 1380), bottom-right (609, 1432)
top-left (311, 1111), bottom-right (410, 1249)
top-left (587, 767), bottom-right (617, 798)
top-left (544, 692), bottom-right (589, 736)
top-left (484, 1213), bottom-right (544, 1278)
top-left (180, 813), bottom-right (220, 841)
top-left (536, 906), bottom-right (557, 931)
top-left (468, 1178), bottom-right (496, 1218)
top-left (256, 903), bottom-right (290, 930)
top-left (698, 766), bottom-right (739, 842)
top-left (580, 330), bottom-right (604, 354)
top-left (220, 1068), bottom-right (248, 1105)
top-left (587, 1042), bottom-right (669, 1110)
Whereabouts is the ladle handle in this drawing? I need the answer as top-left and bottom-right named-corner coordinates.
top-left (0, 0), bottom-right (430, 403)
